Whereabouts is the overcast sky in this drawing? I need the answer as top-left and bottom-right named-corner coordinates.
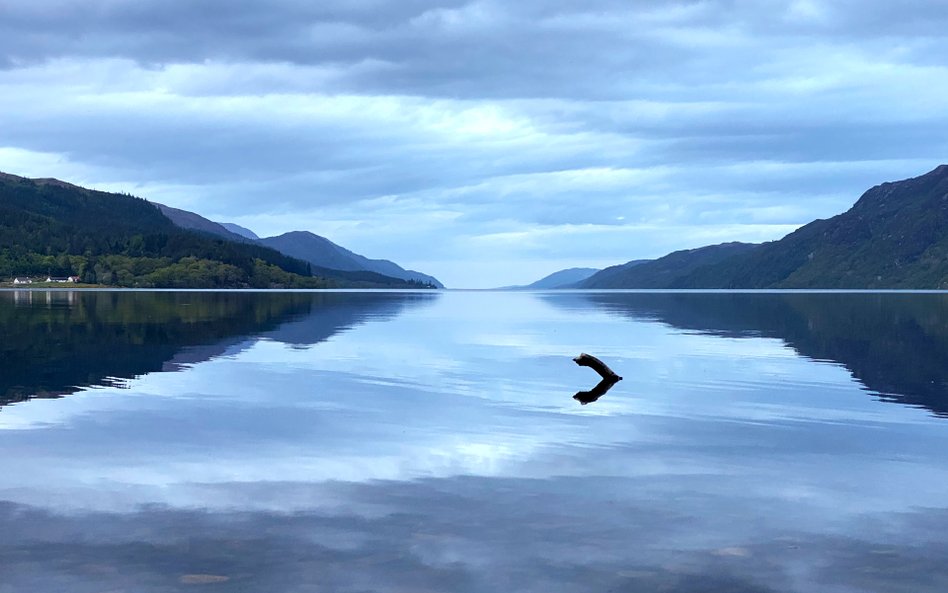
top-left (2, 0), bottom-right (947, 287)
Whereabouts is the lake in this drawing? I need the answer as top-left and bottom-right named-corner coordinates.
top-left (2, 289), bottom-right (948, 592)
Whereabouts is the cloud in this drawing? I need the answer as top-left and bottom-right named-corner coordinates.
top-left (1, 0), bottom-right (947, 286)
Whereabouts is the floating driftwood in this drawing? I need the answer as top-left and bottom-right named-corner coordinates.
top-left (572, 353), bottom-right (622, 405)
top-left (573, 353), bottom-right (622, 381)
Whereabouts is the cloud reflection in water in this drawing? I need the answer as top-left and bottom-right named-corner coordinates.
top-left (2, 290), bottom-right (948, 592)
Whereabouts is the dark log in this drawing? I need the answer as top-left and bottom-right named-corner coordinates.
top-left (573, 353), bottom-right (622, 381)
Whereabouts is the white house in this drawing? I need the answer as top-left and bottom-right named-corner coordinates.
top-left (12, 277), bottom-right (32, 285)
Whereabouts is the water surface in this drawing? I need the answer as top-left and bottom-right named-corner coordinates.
top-left (2, 289), bottom-right (948, 592)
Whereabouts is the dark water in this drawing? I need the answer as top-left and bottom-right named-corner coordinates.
top-left (2, 289), bottom-right (948, 593)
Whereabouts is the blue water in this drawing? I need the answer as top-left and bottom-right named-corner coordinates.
top-left (2, 289), bottom-right (948, 592)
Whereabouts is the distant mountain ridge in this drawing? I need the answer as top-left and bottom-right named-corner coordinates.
top-left (503, 267), bottom-right (602, 290)
top-left (524, 267), bottom-right (601, 289)
top-left (578, 165), bottom-right (948, 289)
top-left (257, 232), bottom-right (442, 288)
top-left (155, 205), bottom-right (443, 288)
top-left (155, 203), bottom-right (251, 243)
top-left (221, 223), bottom-right (259, 241)
top-left (580, 245), bottom-right (756, 289)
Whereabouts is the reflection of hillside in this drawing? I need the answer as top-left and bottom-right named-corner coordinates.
top-left (262, 292), bottom-right (435, 347)
top-left (551, 292), bottom-right (948, 417)
top-left (0, 291), bottom-right (436, 409)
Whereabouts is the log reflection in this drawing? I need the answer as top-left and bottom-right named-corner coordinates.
top-left (574, 375), bottom-right (621, 405)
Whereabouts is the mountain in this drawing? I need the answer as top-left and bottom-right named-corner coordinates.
top-left (0, 172), bottom-right (426, 289)
top-left (259, 231), bottom-right (444, 288)
top-left (689, 164), bottom-right (948, 289)
top-left (520, 267), bottom-right (600, 289)
top-left (579, 165), bottom-right (948, 289)
top-left (154, 203), bottom-right (251, 243)
top-left (580, 259), bottom-right (651, 288)
top-left (580, 246), bottom-right (756, 289)
top-left (220, 223), bottom-right (259, 241)
top-left (153, 205), bottom-right (442, 287)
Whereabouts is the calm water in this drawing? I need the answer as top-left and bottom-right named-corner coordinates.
top-left (2, 289), bottom-right (948, 592)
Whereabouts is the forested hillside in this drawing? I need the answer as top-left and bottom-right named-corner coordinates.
top-left (578, 165), bottom-right (948, 289)
top-left (0, 173), bottom-right (423, 288)
top-left (686, 164), bottom-right (948, 289)
top-left (578, 247), bottom-right (750, 289)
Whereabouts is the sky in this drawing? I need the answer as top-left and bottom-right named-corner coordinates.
top-left (1, 0), bottom-right (947, 288)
